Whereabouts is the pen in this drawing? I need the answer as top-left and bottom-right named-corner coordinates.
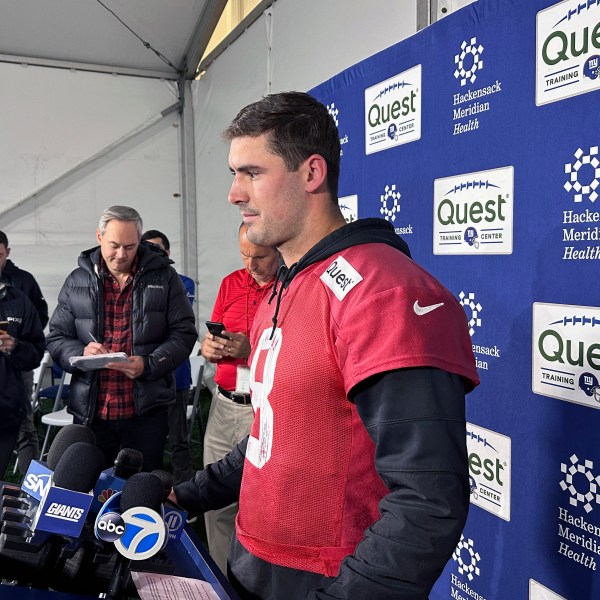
top-left (89, 332), bottom-right (99, 343)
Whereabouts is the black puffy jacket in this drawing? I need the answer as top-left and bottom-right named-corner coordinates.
top-left (46, 245), bottom-right (197, 424)
top-left (0, 285), bottom-right (45, 430)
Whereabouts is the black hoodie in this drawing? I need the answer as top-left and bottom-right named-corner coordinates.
top-left (266, 218), bottom-right (411, 337)
top-left (0, 285), bottom-right (45, 430)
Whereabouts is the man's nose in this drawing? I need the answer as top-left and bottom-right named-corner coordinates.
top-left (228, 175), bottom-right (247, 205)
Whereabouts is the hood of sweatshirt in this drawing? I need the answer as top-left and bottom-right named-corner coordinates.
top-left (266, 218), bottom-right (411, 337)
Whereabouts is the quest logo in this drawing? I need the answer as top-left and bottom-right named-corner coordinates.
top-left (433, 167), bottom-right (513, 255)
top-left (364, 65), bottom-right (421, 155)
top-left (467, 423), bottom-right (511, 521)
top-left (536, 0), bottom-right (600, 105)
top-left (532, 302), bottom-right (600, 410)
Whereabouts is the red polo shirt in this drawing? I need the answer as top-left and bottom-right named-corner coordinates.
top-left (211, 269), bottom-right (274, 391)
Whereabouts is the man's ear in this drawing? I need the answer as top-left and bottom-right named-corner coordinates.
top-left (304, 154), bottom-right (328, 193)
top-left (96, 229), bottom-right (102, 244)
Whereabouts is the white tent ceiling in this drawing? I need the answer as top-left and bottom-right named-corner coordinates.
top-left (0, 0), bottom-right (226, 79)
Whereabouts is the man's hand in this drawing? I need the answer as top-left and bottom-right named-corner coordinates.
top-left (105, 355), bottom-right (144, 379)
top-left (83, 342), bottom-right (109, 356)
top-left (201, 331), bottom-right (250, 363)
top-left (0, 332), bottom-right (17, 355)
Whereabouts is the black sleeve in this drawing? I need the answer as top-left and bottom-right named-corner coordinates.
top-left (173, 436), bottom-right (248, 516)
top-left (11, 298), bottom-right (45, 372)
top-left (27, 274), bottom-right (49, 330)
top-left (308, 367), bottom-right (469, 600)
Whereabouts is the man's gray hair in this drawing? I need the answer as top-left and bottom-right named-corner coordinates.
top-left (98, 206), bottom-right (143, 238)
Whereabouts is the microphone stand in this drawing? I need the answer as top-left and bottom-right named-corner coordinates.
top-left (102, 552), bottom-right (131, 600)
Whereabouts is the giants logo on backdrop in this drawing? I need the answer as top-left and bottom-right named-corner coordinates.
top-left (529, 579), bottom-right (568, 600)
top-left (451, 35), bottom-right (503, 136)
top-left (338, 195), bottom-right (358, 223)
top-left (536, 0), bottom-right (600, 106)
top-left (532, 302), bottom-right (600, 410)
top-left (378, 183), bottom-right (413, 236)
top-left (364, 64), bottom-right (421, 154)
top-left (467, 423), bottom-right (511, 521)
top-left (562, 144), bottom-right (600, 260)
top-left (433, 167), bottom-right (514, 255)
top-left (458, 290), bottom-right (501, 373)
top-left (450, 534), bottom-right (488, 600)
top-left (555, 452), bottom-right (600, 572)
top-left (326, 101), bottom-right (350, 156)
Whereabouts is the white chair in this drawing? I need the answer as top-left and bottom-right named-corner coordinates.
top-left (30, 351), bottom-right (52, 414)
top-left (38, 371), bottom-right (73, 461)
top-left (187, 354), bottom-right (207, 444)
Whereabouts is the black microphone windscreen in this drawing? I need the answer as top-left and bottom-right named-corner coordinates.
top-left (120, 473), bottom-right (163, 513)
top-left (150, 470), bottom-right (173, 502)
top-left (52, 442), bottom-right (104, 492)
top-left (113, 448), bottom-right (143, 479)
top-left (47, 424), bottom-right (96, 471)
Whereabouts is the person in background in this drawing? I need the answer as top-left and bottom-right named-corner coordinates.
top-left (141, 229), bottom-right (195, 485)
top-left (0, 230), bottom-right (49, 474)
top-left (200, 222), bottom-right (279, 575)
top-left (46, 206), bottom-right (197, 472)
top-left (172, 92), bottom-right (479, 599)
top-left (0, 281), bottom-right (44, 478)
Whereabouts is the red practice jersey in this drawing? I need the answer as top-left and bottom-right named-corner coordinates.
top-left (237, 242), bottom-right (479, 577)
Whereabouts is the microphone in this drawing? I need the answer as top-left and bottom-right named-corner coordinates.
top-left (102, 472), bottom-right (167, 600)
top-left (113, 448), bottom-right (143, 479)
top-left (0, 441), bottom-right (104, 588)
top-left (34, 442), bottom-right (104, 538)
top-left (21, 424), bottom-right (96, 502)
top-left (150, 469), bottom-right (173, 503)
top-left (90, 448), bottom-right (143, 515)
top-left (151, 470), bottom-right (188, 544)
top-left (47, 425), bottom-right (97, 471)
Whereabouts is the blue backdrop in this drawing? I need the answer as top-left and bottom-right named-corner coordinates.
top-left (311, 0), bottom-right (600, 598)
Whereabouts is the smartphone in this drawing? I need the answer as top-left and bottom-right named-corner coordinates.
top-left (205, 321), bottom-right (231, 340)
top-left (0, 321), bottom-right (8, 334)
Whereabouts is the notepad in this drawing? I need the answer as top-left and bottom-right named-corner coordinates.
top-left (69, 352), bottom-right (129, 372)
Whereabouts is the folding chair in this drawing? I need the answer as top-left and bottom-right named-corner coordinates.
top-left (30, 351), bottom-right (52, 415)
top-left (187, 354), bottom-right (207, 444)
top-left (38, 371), bottom-right (73, 461)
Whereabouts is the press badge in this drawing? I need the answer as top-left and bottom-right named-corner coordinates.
top-left (236, 365), bottom-right (251, 393)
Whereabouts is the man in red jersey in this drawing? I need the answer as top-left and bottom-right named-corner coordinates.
top-left (172, 92), bottom-right (479, 599)
top-left (200, 223), bottom-right (279, 574)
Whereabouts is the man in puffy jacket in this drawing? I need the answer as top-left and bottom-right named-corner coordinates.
top-left (46, 206), bottom-right (197, 471)
top-left (0, 282), bottom-right (45, 478)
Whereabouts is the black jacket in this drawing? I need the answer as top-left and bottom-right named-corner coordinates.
top-left (0, 285), bottom-right (45, 430)
top-left (46, 244), bottom-right (197, 424)
top-left (0, 259), bottom-right (49, 328)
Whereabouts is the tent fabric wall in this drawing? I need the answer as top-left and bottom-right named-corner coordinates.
top-left (0, 62), bottom-right (184, 318)
top-left (191, 0), bottom-right (419, 323)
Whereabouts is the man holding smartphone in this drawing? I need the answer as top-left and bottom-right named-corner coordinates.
top-left (200, 222), bottom-right (279, 575)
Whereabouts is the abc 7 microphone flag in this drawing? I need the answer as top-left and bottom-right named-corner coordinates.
top-left (94, 473), bottom-right (168, 561)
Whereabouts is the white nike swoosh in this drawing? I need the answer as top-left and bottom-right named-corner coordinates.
top-left (413, 300), bottom-right (445, 316)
